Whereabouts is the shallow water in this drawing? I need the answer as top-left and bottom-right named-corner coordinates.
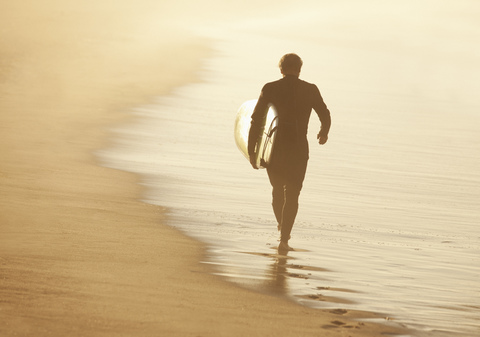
top-left (99, 3), bottom-right (480, 336)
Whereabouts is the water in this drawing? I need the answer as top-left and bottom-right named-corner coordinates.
top-left (99, 2), bottom-right (480, 336)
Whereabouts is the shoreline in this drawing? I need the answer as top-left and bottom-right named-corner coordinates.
top-left (0, 1), bottom-right (408, 336)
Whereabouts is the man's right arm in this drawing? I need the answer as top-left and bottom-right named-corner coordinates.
top-left (248, 87), bottom-right (269, 168)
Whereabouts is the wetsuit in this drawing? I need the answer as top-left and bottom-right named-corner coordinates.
top-left (248, 74), bottom-right (331, 242)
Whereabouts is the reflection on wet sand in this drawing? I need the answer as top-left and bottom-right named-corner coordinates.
top-left (244, 246), bottom-right (358, 308)
top-left (264, 249), bottom-right (289, 295)
top-left (257, 248), bottom-right (396, 332)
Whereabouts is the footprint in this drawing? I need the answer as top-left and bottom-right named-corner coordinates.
top-left (329, 309), bottom-right (348, 315)
top-left (322, 320), bottom-right (356, 330)
top-left (331, 320), bottom-right (346, 326)
top-left (287, 272), bottom-right (309, 279)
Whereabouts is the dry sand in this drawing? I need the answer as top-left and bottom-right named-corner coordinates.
top-left (0, 1), bottom-right (407, 336)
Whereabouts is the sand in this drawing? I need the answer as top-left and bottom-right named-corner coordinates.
top-left (0, 1), bottom-right (407, 336)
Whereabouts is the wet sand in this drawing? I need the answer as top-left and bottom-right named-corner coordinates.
top-left (0, 1), bottom-right (407, 336)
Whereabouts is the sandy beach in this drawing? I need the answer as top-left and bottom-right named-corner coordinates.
top-left (0, 1), bottom-right (409, 336)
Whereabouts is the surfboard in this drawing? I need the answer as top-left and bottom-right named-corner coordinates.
top-left (234, 99), bottom-right (278, 169)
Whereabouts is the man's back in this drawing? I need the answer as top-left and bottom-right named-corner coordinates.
top-left (251, 75), bottom-right (330, 160)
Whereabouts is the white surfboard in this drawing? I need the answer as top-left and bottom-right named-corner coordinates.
top-left (234, 99), bottom-right (278, 169)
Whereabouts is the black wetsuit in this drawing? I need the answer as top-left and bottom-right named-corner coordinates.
top-left (248, 74), bottom-right (331, 242)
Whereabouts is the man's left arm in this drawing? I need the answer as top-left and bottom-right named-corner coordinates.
top-left (312, 85), bottom-right (331, 145)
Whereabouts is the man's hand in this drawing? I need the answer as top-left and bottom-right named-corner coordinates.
top-left (317, 134), bottom-right (328, 145)
top-left (249, 155), bottom-right (258, 169)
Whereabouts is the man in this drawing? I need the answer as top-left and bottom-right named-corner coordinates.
top-left (248, 53), bottom-right (331, 251)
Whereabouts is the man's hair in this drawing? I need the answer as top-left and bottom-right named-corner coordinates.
top-left (279, 53), bottom-right (303, 73)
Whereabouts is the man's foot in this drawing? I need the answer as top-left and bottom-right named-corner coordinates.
top-left (278, 241), bottom-right (293, 253)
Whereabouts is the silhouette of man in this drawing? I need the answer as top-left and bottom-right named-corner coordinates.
top-left (248, 53), bottom-right (331, 251)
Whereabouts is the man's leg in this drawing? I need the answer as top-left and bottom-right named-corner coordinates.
top-left (266, 166), bottom-right (284, 229)
top-left (279, 157), bottom-right (308, 243)
top-left (279, 187), bottom-right (301, 242)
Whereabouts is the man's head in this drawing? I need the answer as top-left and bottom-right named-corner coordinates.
top-left (279, 53), bottom-right (303, 77)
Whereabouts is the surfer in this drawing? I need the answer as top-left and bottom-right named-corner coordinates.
top-left (248, 53), bottom-right (331, 252)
